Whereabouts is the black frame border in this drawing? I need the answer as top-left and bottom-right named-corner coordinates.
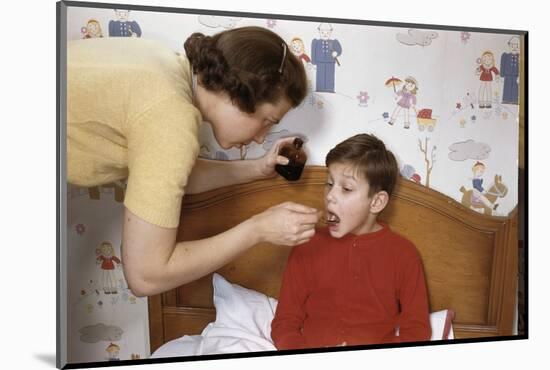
top-left (56, 1), bottom-right (529, 368)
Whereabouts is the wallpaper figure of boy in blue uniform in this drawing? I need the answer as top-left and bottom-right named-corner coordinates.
top-left (500, 36), bottom-right (520, 105)
top-left (311, 23), bottom-right (342, 93)
top-left (109, 9), bottom-right (142, 37)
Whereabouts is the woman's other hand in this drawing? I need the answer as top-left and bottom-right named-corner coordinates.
top-left (251, 201), bottom-right (320, 246)
top-left (255, 136), bottom-right (300, 178)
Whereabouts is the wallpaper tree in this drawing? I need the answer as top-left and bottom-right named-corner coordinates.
top-left (419, 137), bottom-right (436, 188)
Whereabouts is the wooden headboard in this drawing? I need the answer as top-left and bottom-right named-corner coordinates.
top-left (148, 166), bottom-right (518, 352)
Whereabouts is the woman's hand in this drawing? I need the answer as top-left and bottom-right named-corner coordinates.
top-left (255, 137), bottom-right (301, 178)
top-left (251, 202), bottom-right (320, 246)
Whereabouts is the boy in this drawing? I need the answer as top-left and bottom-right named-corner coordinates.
top-left (271, 134), bottom-right (431, 349)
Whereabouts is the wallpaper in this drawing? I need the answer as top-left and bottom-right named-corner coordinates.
top-left (66, 5), bottom-right (520, 363)
top-left (67, 183), bottom-right (149, 363)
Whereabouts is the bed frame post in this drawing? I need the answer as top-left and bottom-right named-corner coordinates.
top-left (148, 294), bottom-right (164, 353)
top-left (500, 207), bottom-right (519, 335)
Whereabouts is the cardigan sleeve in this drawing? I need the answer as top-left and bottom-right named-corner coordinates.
top-left (124, 94), bottom-right (201, 228)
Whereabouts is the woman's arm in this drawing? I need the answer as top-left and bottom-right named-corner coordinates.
top-left (185, 157), bottom-right (266, 194)
top-left (185, 137), bottom-right (297, 194)
top-left (121, 202), bottom-right (319, 297)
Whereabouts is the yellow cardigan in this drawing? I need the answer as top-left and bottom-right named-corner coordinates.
top-left (67, 38), bottom-right (201, 228)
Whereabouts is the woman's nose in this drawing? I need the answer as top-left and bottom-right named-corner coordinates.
top-left (253, 128), bottom-right (269, 144)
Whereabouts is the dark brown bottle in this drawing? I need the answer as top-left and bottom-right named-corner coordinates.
top-left (275, 138), bottom-right (307, 181)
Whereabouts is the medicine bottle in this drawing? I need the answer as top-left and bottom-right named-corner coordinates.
top-left (275, 138), bottom-right (307, 181)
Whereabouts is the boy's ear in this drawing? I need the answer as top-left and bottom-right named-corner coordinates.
top-left (370, 191), bottom-right (389, 214)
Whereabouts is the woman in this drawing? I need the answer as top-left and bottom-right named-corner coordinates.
top-left (67, 26), bottom-right (317, 297)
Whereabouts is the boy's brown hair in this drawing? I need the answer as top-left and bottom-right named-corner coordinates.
top-left (325, 133), bottom-right (398, 197)
top-left (184, 26), bottom-right (307, 113)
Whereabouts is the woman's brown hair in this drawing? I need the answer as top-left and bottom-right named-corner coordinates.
top-left (326, 134), bottom-right (398, 197)
top-left (184, 26), bottom-right (307, 113)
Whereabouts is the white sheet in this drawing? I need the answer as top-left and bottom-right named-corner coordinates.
top-left (150, 322), bottom-right (276, 358)
top-left (151, 274), bottom-right (277, 358)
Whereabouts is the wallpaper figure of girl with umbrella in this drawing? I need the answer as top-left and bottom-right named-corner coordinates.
top-left (387, 76), bottom-right (419, 129)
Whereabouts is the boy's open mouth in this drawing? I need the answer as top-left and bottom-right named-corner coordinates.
top-left (325, 211), bottom-right (340, 225)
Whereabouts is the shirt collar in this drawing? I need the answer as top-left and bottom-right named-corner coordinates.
top-left (342, 222), bottom-right (390, 243)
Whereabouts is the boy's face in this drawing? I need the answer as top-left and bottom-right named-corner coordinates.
top-left (324, 162), bottom-right (375, 238)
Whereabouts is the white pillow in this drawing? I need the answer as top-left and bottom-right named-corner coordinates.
top-left (429, 309), bottom-right (455, 340)
top-left (212, 274), bottom-right (454, 342)
top-left (212, 273), bottom-right (278, 340)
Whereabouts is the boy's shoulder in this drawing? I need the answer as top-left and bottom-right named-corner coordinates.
top-left (384, 225), bottom-right (421, 260)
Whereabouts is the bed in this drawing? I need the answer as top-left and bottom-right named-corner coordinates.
top-left (148, 166), bottom-right (518, 357)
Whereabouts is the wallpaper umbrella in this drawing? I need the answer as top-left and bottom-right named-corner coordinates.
top-left (385, 76), bottom-right (402, 93)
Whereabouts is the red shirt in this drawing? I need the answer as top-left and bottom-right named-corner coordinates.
top-left (271, 224), bottom-right (431, 349)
